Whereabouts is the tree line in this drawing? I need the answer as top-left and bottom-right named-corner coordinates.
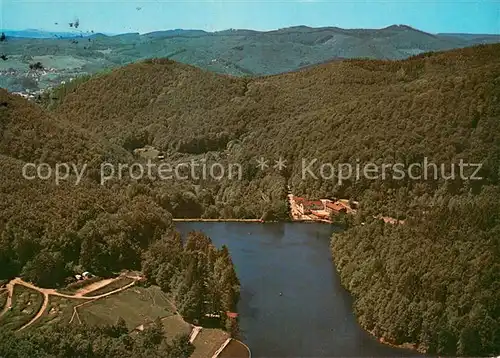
top-left (331, 186), bottom-right (500, 356)
top-left (0, 318), bottom-right (193, 358)
top-left (143, 231), bottom-right (241, 334)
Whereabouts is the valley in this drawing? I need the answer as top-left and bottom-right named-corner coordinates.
top-left (0, 39), bottom-right (499, 357)
top-left (1, 25), bottom-right (500, 95)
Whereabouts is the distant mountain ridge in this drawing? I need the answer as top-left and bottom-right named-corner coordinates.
top-left (1, 24), bottom-right (500, 93)
top-left (1, 40), bottom-right (499, 358)
top-left (2, 29), bottom-right (94, 38)
top-left (3, 25), bottom-right (500, 39)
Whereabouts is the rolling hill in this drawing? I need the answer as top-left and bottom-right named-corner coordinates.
top-left (51, 44), bottom-right (500, 215)
top-left (47, 45), bottom-right (500, 355)
top-left (1, 44), bottom-right (499, 356)
top-left (0, 88), bottom-right (174, 283)
top-left (1, 25), bottom-right (499, 92)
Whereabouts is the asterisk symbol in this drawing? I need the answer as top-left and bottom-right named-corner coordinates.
top-left (274, 157), bottom-right (287, 171)
top-left (256, 157), bottom-right (268, 170)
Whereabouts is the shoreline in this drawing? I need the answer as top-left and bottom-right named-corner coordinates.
top-left (172, 218), bottom-right (333, 224)
top-left (365, 328), bottom-right (426, 355)
top-left (177, 219), bottom-right (417, 357)
top-left (172, 218), bottom-right (263, 222)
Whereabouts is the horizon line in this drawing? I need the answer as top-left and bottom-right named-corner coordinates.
top-left (2, 24), bottom-right (500, 37)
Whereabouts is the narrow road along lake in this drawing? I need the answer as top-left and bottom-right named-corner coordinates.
top-left (176, 222), bottom-right (423, 357)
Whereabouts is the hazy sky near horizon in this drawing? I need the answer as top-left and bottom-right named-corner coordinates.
top-left (1, 0), bottom-right (499, 35)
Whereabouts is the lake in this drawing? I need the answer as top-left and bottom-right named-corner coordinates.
top-left (176, 222), bottom-right (422, 357)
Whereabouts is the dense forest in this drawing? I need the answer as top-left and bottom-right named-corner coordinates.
top-left (0, 318), bottom-right (193, 358)
top-left (2, 44), bottom-right (500, 356)
top-left (0, 89), bottom-right (241, 352)
top-left (143, 231), bottom-right (240, 332)
top-left (332, 186), bottom-right (500, 356)
top-left (45, 45), bottom-right (500, 220)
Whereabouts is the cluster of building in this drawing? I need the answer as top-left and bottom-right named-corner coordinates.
top-left (0, 69), bottom-right (20, 76)
top-left (3, 65), bottom-right (78, 101)
top-left (291, 196), bottom-right (357, 222)
top-left (133, 145), bottom-right (165, 160)
top-left (11, 88), bottom-right (46, 100)
top-left (74, 271), bottom-right (93, 281)
top-left (2, 66), bottom-right (59, 81)
top-left (290, 194), bottom-right (405, 225)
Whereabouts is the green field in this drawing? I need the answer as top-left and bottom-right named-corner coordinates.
top-left (0, 285), bottom-right (44, 331)
top-left (0, 283), bottom-right (195, 347)
top-left (161, 314), bottom-right (192, 341)
top-left (190, 328), bottom-right (230, 358)
top-left (78, 285), bottom-right (176, 330)
top-left (83, 277), bottom-right (135, 297)
top-left (33, 295), bottom-right (87, 328)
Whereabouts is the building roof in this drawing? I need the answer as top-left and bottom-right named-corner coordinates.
top-left (226, 312), bottom-right (239, 319)
top-left (311, 211), bottom-right (329, 219)
top-left (294, 196), bottom-right (306, 204)
top-left (326, 202), bottom-right (346, 212)
top-left (303, 200), bottom-right (323, 208)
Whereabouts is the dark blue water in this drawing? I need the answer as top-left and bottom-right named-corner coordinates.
top-left (176, 222), bottom-right (422, 358)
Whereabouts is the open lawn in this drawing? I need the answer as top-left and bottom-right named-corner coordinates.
top-left (83, 277), bottom-right (135, 297)
top-left (78, 285), bottom-right (176, 330)
top-left (0, 285), bottom-right (44, 331)
top-left (32, 295), bottom-right (87, 329)
top-left (161, 314), bottom-right (192, 341)
top-left (190, 328), bottom-right (230, 358)
top-left (219, 339), bottom-right (251, 358)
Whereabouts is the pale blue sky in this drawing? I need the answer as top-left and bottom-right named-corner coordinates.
top-left (2, 0), bottom-right (499, 34)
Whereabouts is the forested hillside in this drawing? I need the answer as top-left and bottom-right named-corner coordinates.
top-left (2, 24), bottom-right (500, 92)
top-left (0, 320), bottom-right (193, 358)
top-left (143, 231), bottom-right (240, 332)
top-left (332, 187), bottom-right (500, 356)
top-left (51, 44), bottom-right (500, 219)
top-left (0, 89), bottom-right (241, 352)
top-left (2, 44), bottom-right (499, 356)
top-left (0, 88), bottom-right (131, 164)
top-left (45, 44), bottom-right (500, 356)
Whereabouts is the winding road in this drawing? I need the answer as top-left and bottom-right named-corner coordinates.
top-left (1, 275), bottom-right (250, 357)
top-left (0, 274), bottom-right (141, 331)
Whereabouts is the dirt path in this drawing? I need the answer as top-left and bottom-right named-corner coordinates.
top-left (1, 275), bottom-right (141, 331)
top-left (11, 277), bottom-right (137, 301)
top-left (0, 281), bottom-right (14, 318)
top-left (72, 278), bottom-right (115, 297)
top-left (189, 325), bottom-right (203, 343)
